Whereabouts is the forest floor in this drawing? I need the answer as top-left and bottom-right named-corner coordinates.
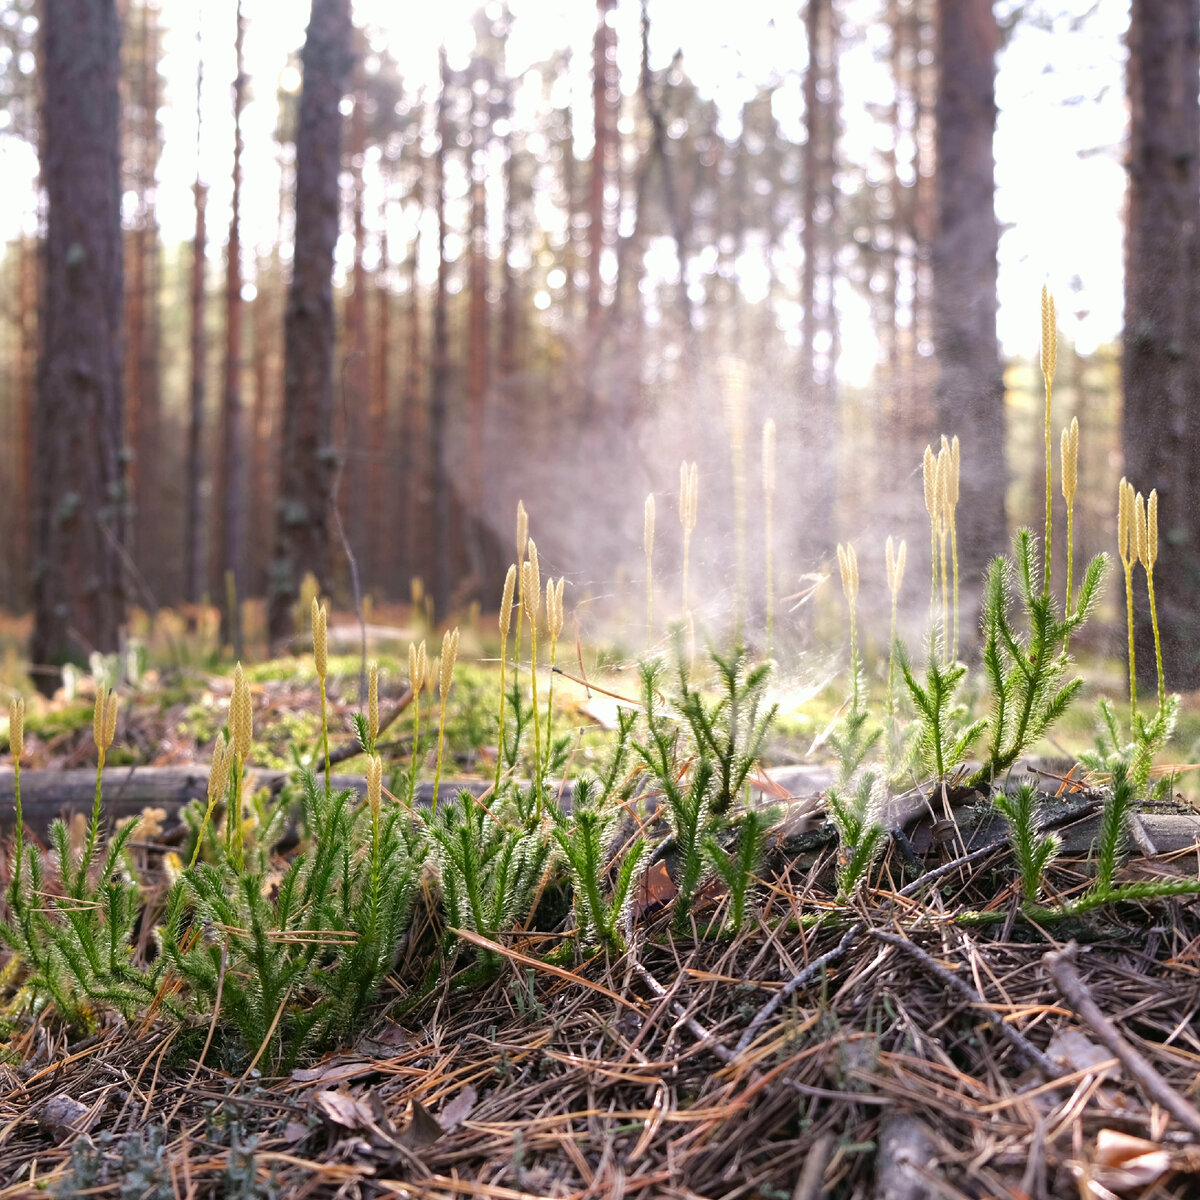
top-left (1, 616), bottom-right (1200, 1198)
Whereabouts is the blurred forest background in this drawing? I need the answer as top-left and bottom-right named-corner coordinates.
top-left (3, 0), bottom-right (1199, 693)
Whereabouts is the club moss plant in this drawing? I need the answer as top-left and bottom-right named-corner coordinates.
top-left (4, 288), bottom-right (1200, 1058)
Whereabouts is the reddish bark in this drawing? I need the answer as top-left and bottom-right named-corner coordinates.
top-left (32, 0), bottom-right (125, 687)
top-left (213, 0), bottom-right (246, 652)
top-left (184, 31), bottom-right (207, 608)
top-left (932, 0), bottom-right (1006, 580)
top-left (429, 46), bottom-right (453, 619)
top-left (268, 0), bottom-right (354, 644)
top-left (1123, 0), bottom-right (1200, 686)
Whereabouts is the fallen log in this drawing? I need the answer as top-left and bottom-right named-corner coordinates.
top-left (0, 766), bottom-right (1197, 863)
top-left (0, 767), bottom-right (489, 834)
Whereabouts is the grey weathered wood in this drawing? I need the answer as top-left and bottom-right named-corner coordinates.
top-left (0, 768), bottom-right (490, 834)
top-left (1, 765), bottom-right (1198, 865)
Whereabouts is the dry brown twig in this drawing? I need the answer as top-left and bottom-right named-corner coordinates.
top-left (871, 928), bottom-right (1057, 1076)
top-left (1045, 940), bottom-right (1200, 1137)
top-left (328, 685), bottom-right (415, 766)
top-left (630, 960), bottom-right (737, 1067)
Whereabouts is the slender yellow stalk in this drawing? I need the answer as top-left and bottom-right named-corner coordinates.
top-left (8, 698), bottom-right (22, 768)
top-left (513, 502), bottom-right (528, 693)
top-left (410, 577), bottom-right (425, 631)
top-left (366, 752), bottom-right (383, 937)
top-left (1061, 417), bottom-right (1079, 623)
top-left (432, 627), bottom-right (459, 817)
top-left (82, 686), bottom-right (119, 889)
top-left (312, 597), bottom-right (330, 796)
top-left (367, 753), bottom-right (382, 824)
top-left (544, 577), bottom-right (565, 772)
top-left (9, 697), bottom-right (24, 891)
top-left (644, 494), bottom-right (656, 633)
top-left (190, 732), bottom-right (232, 869)
top-left (407, 639), bottom-right (426, 808)
top-left (922, 444), bottom-right (939, 613)
top-left (229, 663), bottom-right (252, 869)
top-left (885, 536), bottom-right (906, 728)
top-left (1134, 490), bottom-right (1148, 568)
top-left (93, 685), bottom-right (112, 757)
top-left (837, 543), bottom-right (860, 709)
top-left (935, 441), bottom-right (950, 658)
top-left (494, 564), bottom-right (517, 794)
top-left (763, 418), bottom-right (776, 652)
top-left (524, 541), bottom-right (543, 803)
top-left (1144, 489), bottom-right (1165, 714)
top-left (1041, 285), bottom-right (1057, 590)
top-left (367, 661), bottom-right (379, 753)
top-left (1117, 478), bottom-right (1137, 715)
top-left (516, 499), bottom-right (528, 564)
top-left (944, 435), bottom-right (960, 660)
top-left (679, 461), bottom-right (698, 617)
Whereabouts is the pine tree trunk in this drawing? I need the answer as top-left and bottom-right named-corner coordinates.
top-left (32, 0), bottom-right (125, 690)
top-left (268, 0), bottom-right (354, 645)
top-left (465, 59), bottom-right (491, 588)
top-left (932, 0), bottom-right (1006, 586)
top-left (343, 47), bottom-right (370, 593)
top-left (585, 0), bottom-right (616, 420)
top-left (214, 0), bottom-right (246, 655)
top-left (369, 233), bottom-right (390, 597)
top-left (249, 253), bottom-right (279, 600)
top-left (184, 22), bottom-right (207, 609)
top-left (399, 167), bottom-right (424, 599)
top-left (799, 0), bottom-right (838, 552)
top-left (1123, 0), bottom-right (1200, 688)
top-left (499, 101), bottom-right (518, 381)
top-left (13, 235), bottom-right (37, 610)
top-left (184, 188), bottom-right (207, 607)
top-left (429, 46), bottom-right (453, 620)
top-left (122, 0), bottom-right (162, 605)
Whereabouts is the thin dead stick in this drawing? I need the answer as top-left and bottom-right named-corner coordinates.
top-left (1045, 941), bottom-right (1200, 1137)
top-left (450, 927), bottom-right (647, 1017)
top-left (552, 665), bottom-right (651, 708)
top-left (871, 929), bottom-right (1057, 1076)
top-left (240, 988), bottom-right (292, 1083)
top-left (328, 686), bottom-right (415, 766)
top-left (791, 1132), bottom-right (834, 1200)
top-left (736, 920), bottom-right (864, 1053)
top-left (630, 960), bottom-right (737, 1066)
top-left (164, 927), bottom-right (228, 1130)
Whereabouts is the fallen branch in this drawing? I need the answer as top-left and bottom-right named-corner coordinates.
top-left (0, 766), bottom-right (486, 834)
top-left (450, 927), bottom-right (648, 1018)
top-left (871, 928), bottom-right (1056, 1076)
top-left (327, 686), bottom-right (414, 766)
top-left (630, 960), bottom-right (737, 1067)
top-left (1044, 940), bottom-right (1200, 1137)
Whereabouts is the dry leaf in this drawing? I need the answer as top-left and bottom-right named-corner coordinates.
top-left (438, 1085), bottom-right (477, 1132)
top-left (1092, 1129), bottom-right (1171, 1187)
top-left (291, 1057), bottom-right (371, 1086)
top-left (283, 1120), bottom-right (311, 1145)
top-left (400, 1097), bottom-right (444, 1148)
top-left (633, 861), bottom-right (676, 919)
top-left (1046, 1030), bottom-right (1119, 1080)
top-left (312, 1088), bottom-right (374, 1131)
top-left (37, 1094), bottom-right (91, 1140)
top-left (355, 1023), bottom-right (409, 1057)
top-left (748, 768), bottom-right (794, 802)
